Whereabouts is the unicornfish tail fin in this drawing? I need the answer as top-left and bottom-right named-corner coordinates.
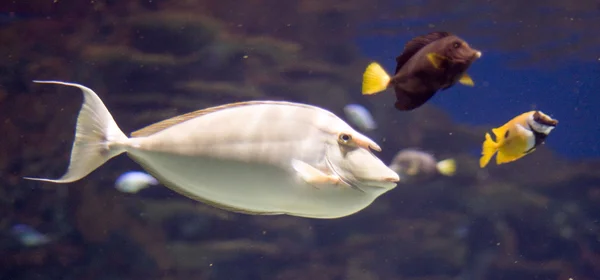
top-left (436, 158), bottom-right (456, 176)
top-left (362, 62), bottom-right (391, 95)
top-left (479, 133), bottom-right (499, 168)
top-left (23, 81), bottom-right (129, 183)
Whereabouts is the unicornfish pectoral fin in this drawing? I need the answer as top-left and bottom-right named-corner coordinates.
top-left (362, 62), bottom-right (391, 95)
top-left (291, 159), bottom-right (340, 186)
top-left (426, 53), bottom-right (447, 69)
top-left (458, 73), bottom-right (475, 86)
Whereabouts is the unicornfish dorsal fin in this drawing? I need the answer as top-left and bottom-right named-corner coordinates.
top-left (131, 101), bottom-right (292, 137)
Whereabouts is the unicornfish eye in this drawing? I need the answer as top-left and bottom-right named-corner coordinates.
top-left (339, 133), bottom-right (352, 143)
top-left (453, 42), bottom-right (461, 48)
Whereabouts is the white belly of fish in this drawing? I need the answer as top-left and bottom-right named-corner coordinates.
top-left (127, 149), bottom-right (378, 219)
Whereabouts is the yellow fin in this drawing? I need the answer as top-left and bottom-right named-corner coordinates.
top-left (426, 53), bottom-right (447, 69)
top-left (491, 127), bottom-right (503, 136)
top-left (491, 127), bottom-right (507, 143)
top-left (291, 159), bottom-right (340, 186)
top-left (459, 73), bottom-right (474, 86)
top-left (362, 62), bottom-right (391, 95)
top-left (436, 159), bottom-right (456, 176)
top-left (479, 133), bottom-right (499, 168)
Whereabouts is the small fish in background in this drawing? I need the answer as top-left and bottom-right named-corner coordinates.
top-left (115, 171), bottom-right (159, 193)
top-left (10, 224), bottom-right (51, 247)
top-left (480, 110), bottom-right (558, 168)
top-left (362, 31), bottom-right (482, 111)
top-left (343, 104), bottom-right (377, 132)
top-left (389, 148), bottom-right (456, 183)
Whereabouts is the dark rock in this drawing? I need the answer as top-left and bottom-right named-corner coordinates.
top-left (129, 13), bottom-right (222, 56)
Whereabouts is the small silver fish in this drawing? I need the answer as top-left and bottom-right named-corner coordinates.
top-left (343, 104), bottom-right (377, 131)
top-left (115, 171), bottom-right (159, 193)
top-left (10, 224), bottom-right (51, 247)
top-left (389, 148), bottom-right (456, 183)
top-left (25, 81), bottom-right (399, 219)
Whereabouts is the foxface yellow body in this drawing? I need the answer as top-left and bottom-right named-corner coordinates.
top-left (480, 111), bottom-right (558, 168)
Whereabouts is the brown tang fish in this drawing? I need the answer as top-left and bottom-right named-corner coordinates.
top-left (362, 32), bottom-right (482, 111)
top-left (24, 81), bottom-right (400, 219)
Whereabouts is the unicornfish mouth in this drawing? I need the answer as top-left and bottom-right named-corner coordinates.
top-left (383, 174), bottom-right (400, 183)
top-left (360, 171), bottom-right (400, 188)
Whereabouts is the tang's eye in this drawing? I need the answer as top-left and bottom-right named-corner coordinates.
top-left (453, 42), bottom-right (461, 48)
top-left (338, 133), bottom-right (352, 144)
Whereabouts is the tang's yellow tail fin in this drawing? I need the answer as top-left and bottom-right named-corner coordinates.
top-left (436, 159), bottom-right (456, 176)
top-left (362, 62), bottom-right (391, 95)
top-left (479, 133), bottom-right (498, 168)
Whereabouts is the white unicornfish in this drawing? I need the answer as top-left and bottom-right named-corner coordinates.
top-left (24, 81), bottom-right (399, 219)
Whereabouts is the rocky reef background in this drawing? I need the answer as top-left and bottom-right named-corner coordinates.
top-left (1, 0), bottom-right (600, 279)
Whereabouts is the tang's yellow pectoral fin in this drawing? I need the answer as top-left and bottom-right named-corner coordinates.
top-left (459, 73), bottom-right (475, 86)
top-left (362, 62), bottom-right (391, 95)
top-left (480, 133), bottom-right (499, 168)
top-left (426, 53), bottom-right (447, 69)
top-left (291, 159), bottom-right (340, 187)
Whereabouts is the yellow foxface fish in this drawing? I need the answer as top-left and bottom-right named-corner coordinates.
top-left (25, 81), bottom-right (400, 219)
top-left (479, 111), bottom-right (558, 168)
